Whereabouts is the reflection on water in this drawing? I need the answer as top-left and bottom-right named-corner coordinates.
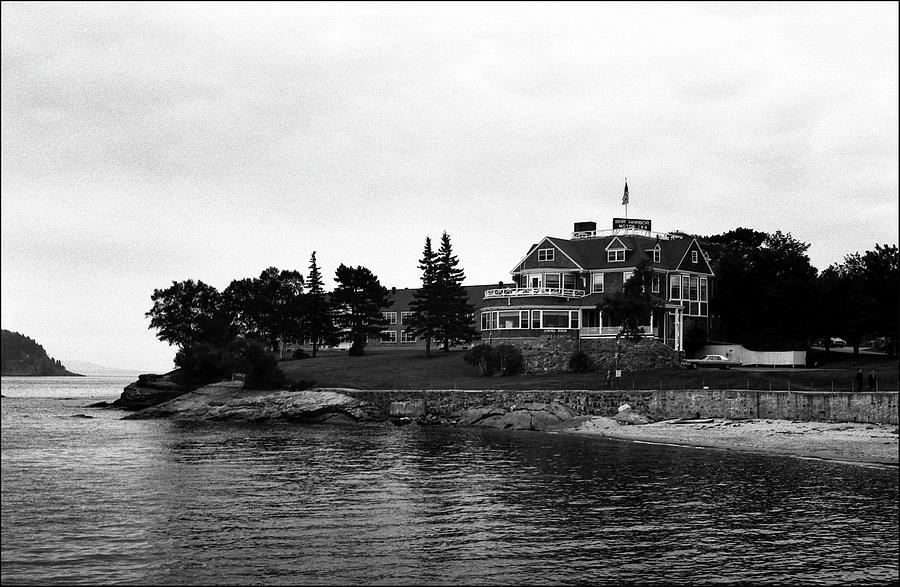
top-left (2, 378), bottom-right (898, 585)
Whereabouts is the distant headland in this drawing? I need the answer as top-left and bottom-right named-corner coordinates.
top-left (1, 329), bottom-right (82, 376)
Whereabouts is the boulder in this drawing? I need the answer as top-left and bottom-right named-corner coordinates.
top-left (464, 401), bottom-right (580, 431)
top-left (612, 409), bottom-right (654, 425)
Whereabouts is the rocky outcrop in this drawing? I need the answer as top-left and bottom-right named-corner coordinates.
top-left (104, 373), bottom-right (189, 410)
top-left (455, 400), bottom-right (580, 431)
top-left (124, 381), bottom-right (375, 422)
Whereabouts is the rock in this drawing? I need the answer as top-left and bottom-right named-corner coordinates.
top-left (124, 381), bottom-right (376, 422)
top-left (613, 409), bottom-right (654, 425)
top-left (115, 374), bottom-right (189, 410)
top-left (465, 401), bottom-right (580, 431)
top-left (457, 407), bottom-right (506, 427)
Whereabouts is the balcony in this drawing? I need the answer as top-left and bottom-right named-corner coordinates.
top-left (484, 287), bottom-right (587, 300)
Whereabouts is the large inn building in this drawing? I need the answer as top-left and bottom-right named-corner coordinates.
top-left (373, 218), bottom-right (714, 352)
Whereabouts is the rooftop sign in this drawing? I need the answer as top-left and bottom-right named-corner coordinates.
top-left (613, 218), bottom-right (651, 231)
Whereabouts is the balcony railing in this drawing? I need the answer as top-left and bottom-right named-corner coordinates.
top-left (484, 287), bottom-right (586, 299)
top-left (579, 326), bottom-right (659, 337)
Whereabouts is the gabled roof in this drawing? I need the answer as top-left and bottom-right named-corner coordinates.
top-left (605, 236), bottom-right (629, 251)
top-left (511, 236), bottom-right (584, 274)
top-left (514, 234), bottom-right (714, 274)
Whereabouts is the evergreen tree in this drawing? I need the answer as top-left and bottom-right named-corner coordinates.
top-left (406, 237), bottom-right (442, 357)
top-left (331, 264), bottom-right (391, 356)
top-left (303, 251), bottom-right (338, 357)
top-left (433, 232), bottom-right (479, 352)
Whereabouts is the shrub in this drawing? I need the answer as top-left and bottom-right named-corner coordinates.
top-left (348, 342), bottom-right (365, 356)
top-left (568, 350), bottom-right (595, 373)
top-left (292, 348), bottom-right (310, 360)
top-left (495, 344), bottom-right (524, 375)
top-left (174, 337), bottom-right (287, 390)
top-left (464, 343), bottom-right (524, 376)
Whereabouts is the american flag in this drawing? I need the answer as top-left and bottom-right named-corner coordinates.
top-left (622, 181), bottom-right (629, 205)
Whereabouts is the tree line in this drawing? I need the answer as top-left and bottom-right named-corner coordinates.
top-left (146, 233), bottom-right (478, 386)
top-left (701, 229), bottom-right (896, 355)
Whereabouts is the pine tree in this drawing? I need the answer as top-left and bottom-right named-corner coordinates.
top-left (303, 251), bottom-right (337, 357)
top-left (331, 264), bottom-right (392, 356)
top-left (433, 232), bottom-right (479, 352)
top-left (406, 237), bottom-right (442, 357)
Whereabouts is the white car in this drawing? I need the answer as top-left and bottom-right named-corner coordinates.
top-left (681, 354), bottom-right (742, 369)
top-left (829, 337), bottom-right (846, 348)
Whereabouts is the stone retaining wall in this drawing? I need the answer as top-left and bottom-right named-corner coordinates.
top-left (333, 388), bottom-right (899, 424)
top-left (488, 335), bottom-right (680, 373)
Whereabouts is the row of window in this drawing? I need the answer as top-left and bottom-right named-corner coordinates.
top-left (382, 311), bottom-right (415, 325)
top-left (522, 271), bottom-right (662, 294)
top-left (538, 246), bottom-right (666, 264)
top-left (377, 330), bottom-right (418, 343)
top-left (481, 309), bottom-right (581, 330)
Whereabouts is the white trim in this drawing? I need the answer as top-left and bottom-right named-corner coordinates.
top-left (605, 236), bottom-right (629, 251)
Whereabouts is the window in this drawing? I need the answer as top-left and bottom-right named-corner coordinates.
top-left (699, 277), bottom-right (708, 317)
top-left (497, 310), bottom-right (522, 329)
top-left (531, 310), bottom-right (541, 329)
top-left (691, 251), bottom-right (699, 264)
top-left (481, 312), bottom-right (490, 330)
top-left (541, 310), bottom-right (570, 328)
top-left (538, 248), bottom-right (555, 262)
top-left (400, 311), bottom-right (414, 325)
top-left (380, 330), bottom-right (397, 343)
top-left (528, 274), bottom-right (542, 288)
top-left (651, 273), bottom-right (660, 293)
top-left (608, 249), bottom-right (625, 262)
top-left (653, 248), bottom-right (661, 263)
top-left (491, 312), bottom-right (499, 330)
top-left (400, 332), bottom-right (417, 343)
top-left (570, 311), bottom-right (580, 329)
top-left (383, 312), bottom-right (397, 325)
top-left (592, 272), bottom-right (605, 293)
top-left (545, 273), bottom-right (560, 288)
top-left (563, 274), bottom-right (575, 290)
top-left (670, 274), bottom-right (681, 299)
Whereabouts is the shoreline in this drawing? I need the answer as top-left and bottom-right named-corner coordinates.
top-left (546, 416), bottom-right (899, 467)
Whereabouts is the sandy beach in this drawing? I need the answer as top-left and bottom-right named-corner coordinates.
top-left (552, 416), bottom-right (899, 467)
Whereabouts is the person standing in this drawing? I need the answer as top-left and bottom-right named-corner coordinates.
top-left (855, 369), bottom-right (863, 392)
top-left (868, 370), bottom-right (877, 391)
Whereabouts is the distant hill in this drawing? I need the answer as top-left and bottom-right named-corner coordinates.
top-left (1, 329), bottom-right (81, 376)
top-left (64, 360), bottom-right (144, 377)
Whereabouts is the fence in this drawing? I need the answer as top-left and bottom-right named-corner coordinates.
top-left (700, 344), bottom-right (805, 367)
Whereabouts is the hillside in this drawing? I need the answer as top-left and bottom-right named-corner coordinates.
top-left (1, 329), bottom-right (81, 376)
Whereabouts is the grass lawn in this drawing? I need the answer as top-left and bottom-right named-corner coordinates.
top-left (279, 348), bottom-right (898, 392)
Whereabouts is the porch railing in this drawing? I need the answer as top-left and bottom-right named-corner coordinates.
top-left (484, 287), bottom-right (586, 299)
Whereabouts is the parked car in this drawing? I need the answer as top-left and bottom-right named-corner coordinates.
top-left (681, 354), bottom-right (742, 370)
top-left (829, 337), bottom-right (847, 348)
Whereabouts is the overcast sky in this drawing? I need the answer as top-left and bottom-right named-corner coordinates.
top-left (2, 1), bottom-right (897, 372)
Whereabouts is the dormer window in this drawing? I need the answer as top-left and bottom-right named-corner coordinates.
top-left (538, 248), bottom-right (555, 262)
top-left (608, 249), bottom-right (625, 262)
top-left (653, 248), bottom-right (661, 263)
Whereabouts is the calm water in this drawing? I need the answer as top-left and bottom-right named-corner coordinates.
top-left (2, 377), bottom-right (898, 585)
